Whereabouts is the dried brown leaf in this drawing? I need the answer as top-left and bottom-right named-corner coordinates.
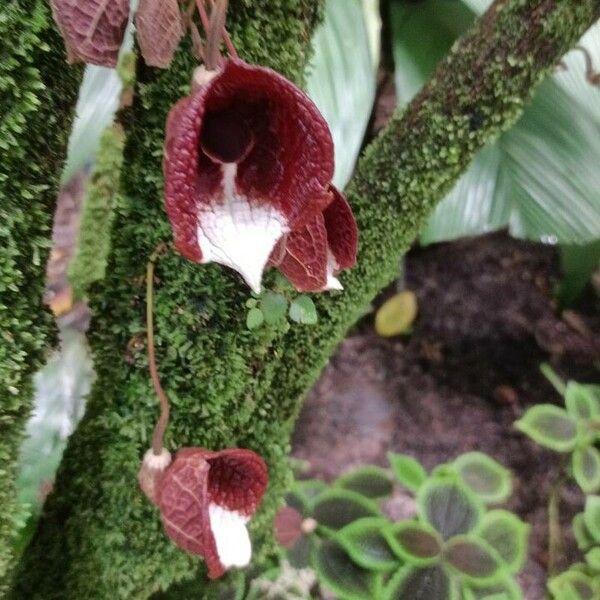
top-left (135, 0), bottom-right (184, 68)
top-left (50, 0), bottom-right (129, 67)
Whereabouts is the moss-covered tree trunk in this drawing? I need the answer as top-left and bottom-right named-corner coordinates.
top-left (11, 0), bottom-right (600, 599)
top-left (0, 1), bottom-right (81, 593)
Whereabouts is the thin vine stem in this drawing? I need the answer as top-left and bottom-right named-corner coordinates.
top-left (196, 0), bottom-right (238, 69)
top-left (147, 244), bottom-right (170, 455)
top-left (547, 457), bottom-right (567, 578)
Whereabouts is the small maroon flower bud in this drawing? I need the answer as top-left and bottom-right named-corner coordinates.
top-left (154, 447), bottom-right (268, 579)
top-left (274, 506), bottom-right (303, 548)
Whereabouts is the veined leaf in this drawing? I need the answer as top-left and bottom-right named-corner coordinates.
top-left (336, 466), bottom-right (394, 500)
top-left (337, 517), bottom-right (399, 571)
top-left (418, 477), bottom-right (483, 540)
top-left (312, 489), bottom-right (380, 531)
top-left (453, 453), bottom-right (512, 504)
top-left (383, 565), bottom-right (458, 600)
top-left (443, 535), bottom-right (505, 584)
top-left (386, 520), bottom-right (442, 566)
top-left (478, 510), bottom-right (529, 574)
top-left (572, 446), bottom-right (600, 494)
top-left (313, 538), bottom-right (381, 600)
top-left (389, 453), bottom-right (427, 492)
top-left (515, 405), bottom-right (578, 452)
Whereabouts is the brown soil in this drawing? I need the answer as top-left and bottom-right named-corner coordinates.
top-left (292, 232), bottom-right (600, 600)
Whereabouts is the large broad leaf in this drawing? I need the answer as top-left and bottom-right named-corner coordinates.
top-left (515, 405), bottom-right (578, 452)
top-left (313, 538), bottom-right (381, 600)
top-left (306, 0), bottom-right (379, 189)
top-left (443, 535), bottom-right (505, 584)
top-left (478, 511), bottom-right (529, 574)
top-left (452, 453), bottom-right (512, 504)
top-left (383, 565), bottom-right (457, 600)
top-left (335, 466), bottom-right (394, 500)
top-left (417, 478), bottom-right (483, 540)
top-left (312, 489), bottom-right (380, 531)
top-left (391, 2), bottom-right (600, 245)
top-left (337, 517), bottom-right (399, 571)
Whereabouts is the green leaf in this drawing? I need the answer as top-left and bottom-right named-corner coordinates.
top-left (313, 538), bottom-right (381, 600)
top-left (306, 0), bottom-right (379, 189)
top-left (383, 565), bottom-right (457, 600)
top-left (462, 577), bottom-right (524, 600)
top-left (585, 547), bottom-right (600, 572)
top-left (389, 453), bottom-right (427, 492)
top-left (312, 489), bottom-right (380, 531)
top-left (557, 241), bottom-right (600, 308)
top-left (294, 479), bottom-right (327, 501)
top-left (287, 533), bottom-right (313, 569)
top-left (478, 510), bottom-right (529, 574)
top-left (385, 520), bottom-right (442, 566)
top-left (453, 452), bottom-right (512, 504)
top-left (443, 535), bottom-right (505, 584)
top-left (259, 293), bottom-right (288, 325)
top-left (515, 405), bottom-right (578, 452)
top-left (549, 569), bottom-right (597, 600)
top-left (337, 518), bottom-right (399, 571)
top-left (336, 466), bottom-right (393, 500)
top-left (573, 513), bottom-right (594, 551)
top-left (573, 446), bottom-right (600, 494)
top-left (246, 307), bottom-right (264, 330)
top-left (288, 296), bottom-right (318, 325)
top-left (566, 382), bottom-right (600, 420)
top-left (584, 496), bottom-right (600, 543)
top-left (418, 477), bottom-right (483, 540)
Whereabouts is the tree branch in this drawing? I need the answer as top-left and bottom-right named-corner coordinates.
top-left (12, 0), bottom-right (600, 598)
top-left (0, 1), bottom-right (81, 593)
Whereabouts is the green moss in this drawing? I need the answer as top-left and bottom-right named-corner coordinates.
top-left (0, 0), bottom-right (81, 593)
top-left (12, 0), bottom-right (600, 599)
top-left (69, 125), bottom-right (125, 300)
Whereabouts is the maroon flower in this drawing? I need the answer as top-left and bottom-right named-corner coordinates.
top-left (163, 59), bottom-right (357, 292)
top-left (140, 447), bottom-right (268, 579)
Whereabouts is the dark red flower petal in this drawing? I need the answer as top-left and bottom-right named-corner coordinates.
top-left (163, 59), bottom-right (335, 291)
top-left (50, 0), bottom-right (129, 67)
top-left (157, 447), bottom-right (268, 579)
top-left (323, 186), bottom-right (358, 271)
top-left (276, 214), bottom-right (330, 292)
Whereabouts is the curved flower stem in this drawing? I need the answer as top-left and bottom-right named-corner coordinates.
top-left (196, 0), bottom-right (238, 68)
top-left (146, 243), bottom-right (170, 455)
top-left (574, 45), bottom-right (600, 85)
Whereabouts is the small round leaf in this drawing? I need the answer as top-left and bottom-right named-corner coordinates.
top-left (259, 292), bottom-right (288, 324)
top-left (313, 538), bottom-right (381, 600)
top-left (565, 382), bottom-right (600, 420)
top-left (453, 452), bottom-right (512, 504)
top-left (584, 495), bottom-right (600, 543)
top-left (336, 466), bottom-right (394, 499)
top-left (375, 291), bottom-right (418, 337)
top-left (312, 489), bottom-right (380, 531)
top-left (389, 453), bottom-right (427, 492)
top-left (337, 517), bottom-right (399, 571)
top-left (443, 535), bottom-right (505, 584)
top-left (515, 405), bottom-right (578, 452)
top-left (386, 521), bottom-right (442, 566)
top-left (246, 307), bottom-right (264, 329)
top-left (548, 569), bottom-right (597, 600)
top-left (383, 565), bottom-right (457, 600)
top-left (478, 510), bottom-right (529, 574)
top-left (462, 577), bottom-right (523, 600)
top-left (289, 295), bottom-right (318, 324)
top-left (573, 446), bottom-right (600, 494)
top-left (572, 513), bottom-right (594, 551)
top-left (418, 477), bottom-right (483, 540)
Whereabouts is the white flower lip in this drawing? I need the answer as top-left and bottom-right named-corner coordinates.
top-left (209, 503), bottom-right (252, 569)
top-left (197, 163), bottom-right (288, 293)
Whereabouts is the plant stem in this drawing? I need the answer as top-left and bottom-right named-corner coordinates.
top-left (548, 460), bottom-right (566, 577)
top-left (146, 245), bottom-right (170, 455)
top-left (540, 363), bottom-right (567, 397)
